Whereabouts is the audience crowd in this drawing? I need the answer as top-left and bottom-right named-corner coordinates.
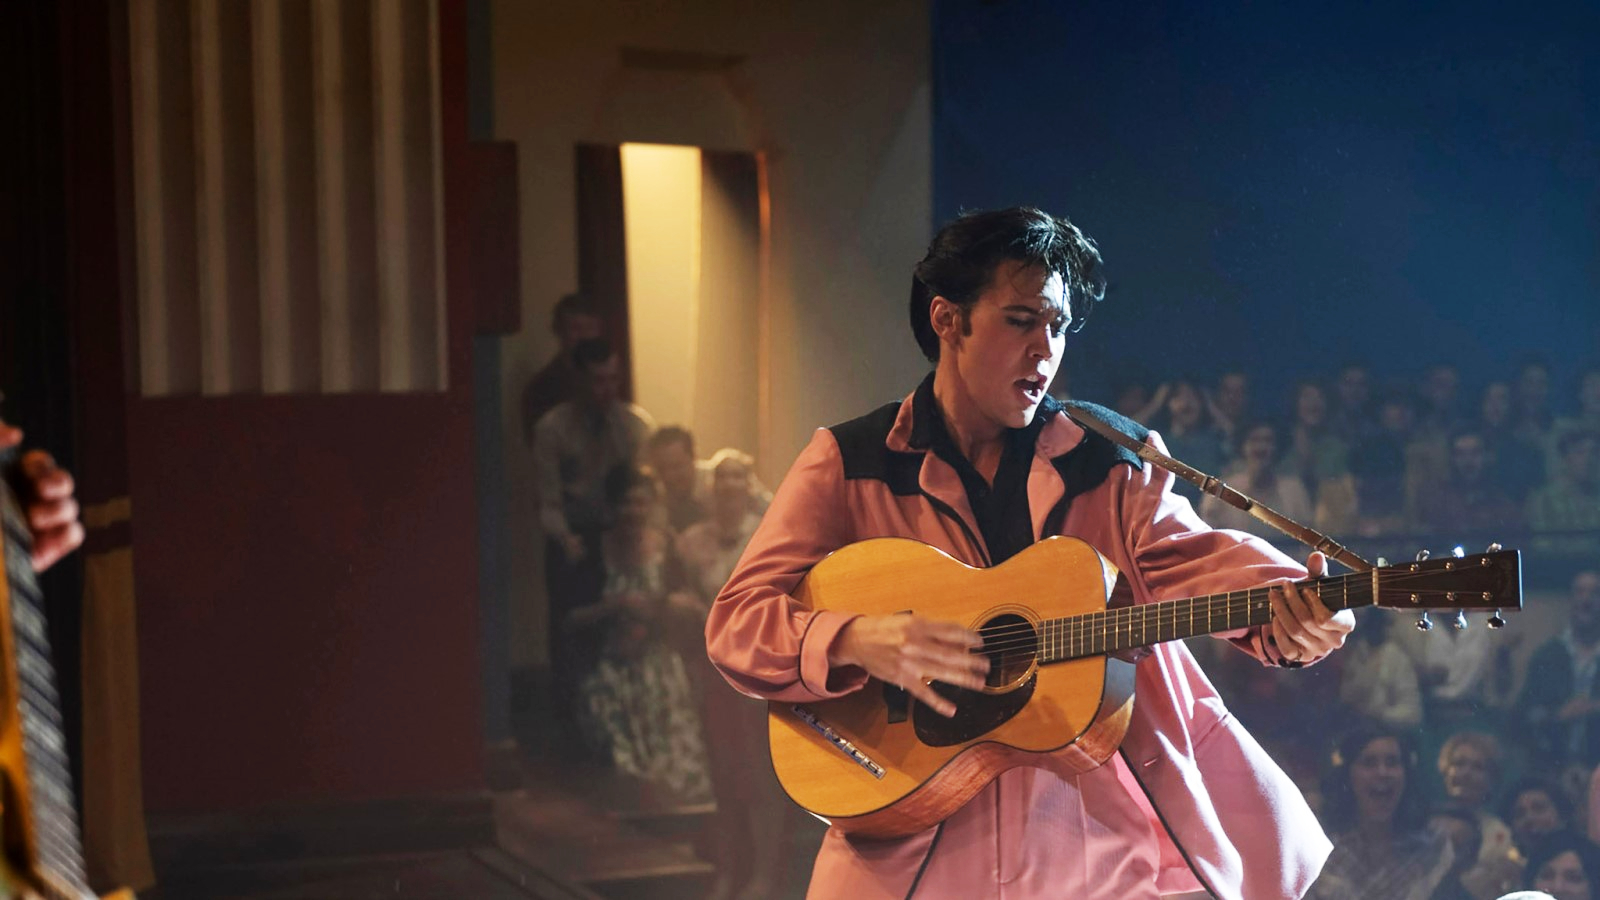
top-left (525, 294), bottom-right (1600, 900)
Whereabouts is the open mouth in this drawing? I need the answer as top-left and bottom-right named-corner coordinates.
top-left (1015, 375), bottom-right (1046, 402)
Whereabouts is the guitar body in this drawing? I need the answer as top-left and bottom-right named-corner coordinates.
top-left (768, 536), bottom-right (1137, 839)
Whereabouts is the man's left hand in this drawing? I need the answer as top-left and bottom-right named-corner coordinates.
top-left (1269, 551), bottom-right (1355, 663)
top-left (0, 421), bottom-right (85, 573)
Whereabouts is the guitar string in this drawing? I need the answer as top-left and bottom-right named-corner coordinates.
top-left (964, 573), bottom-right (1499, 645)
top-left (967, 585), bottom-right (1490, 656)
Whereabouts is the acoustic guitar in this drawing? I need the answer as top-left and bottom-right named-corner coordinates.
top-left (0, 466), bottom-right (132, 899)
top-left (767, 535), bottom-right (1521, 839)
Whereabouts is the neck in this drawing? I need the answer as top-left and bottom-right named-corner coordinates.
top-left (932, 363), bottom-right (1005, 465)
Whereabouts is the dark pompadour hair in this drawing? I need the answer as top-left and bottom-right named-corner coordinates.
top-left (572, 337), bottom-right (615, 371)
top-left (909, 207), bottom-right (1105, 363)
top-left (552, 292), bottom-right (600, 332)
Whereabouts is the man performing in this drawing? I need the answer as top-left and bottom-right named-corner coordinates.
top-left (705, 207), bottom-right (1353, 899)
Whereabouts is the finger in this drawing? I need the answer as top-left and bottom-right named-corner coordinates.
top-left (27, 466), bottom-right (74, 501)
top-left (30, 523), bottom-right (84, 572)
top-left (904, 645), bottom-right (989, 689)
top-left (28, 498), bottom-right (79, 532)
top-left (920, 619), bottom-right (986, 649)
top-left (19, 449), bottom-right (57, 481)
top-left (905, 679), bottom-right (957, 718)
top-left (1304, 550), bottom-right (1328, 578)
top-left (0, 421), bottom-right (21, 451)
top-left (1269, 587), bottom-right (1305, 660)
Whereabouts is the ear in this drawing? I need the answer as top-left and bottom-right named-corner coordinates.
top-left (929, 295), bottom-right (964, 347)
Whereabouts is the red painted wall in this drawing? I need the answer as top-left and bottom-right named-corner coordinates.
top-left (131, 0), bottom-right (484, 813)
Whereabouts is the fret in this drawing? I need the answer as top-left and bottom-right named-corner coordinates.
top-left (2, 475), bottom-right (96, 899)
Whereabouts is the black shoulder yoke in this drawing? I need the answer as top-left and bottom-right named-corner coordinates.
top-left (827, 402), bottom-right (924, 496)
top-left (1043, 400), bottom-right (1150, 532)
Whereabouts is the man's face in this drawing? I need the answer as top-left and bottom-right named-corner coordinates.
top-left (580, 355), bottom-right (623, 409)
top-left (1424, 366), bottom-right (1459, 408)
top-left (941, 261), bottom-right (1067, 431)
top-left (1337, 367), bottom-right (1370, 409)
top-left (1520, 364), bottom-right (1551, 408)
top-left (1216, 373), bottom-right (1248, 420)
top-left (1572, 571), bottom-right (1600, 635)
top-left (1452, 434), bottom-right (1488, 482)
top-left (1482, 382), bottom-right (1512, 426)
top-left (1297, 385), bottom-right (1327, 427)
top-left (648, 441), bottom-right (697, 497)
top-left (1441, 743), bottom-right (1493, 806)
top-left (556, 312), bottom-right (604, 355)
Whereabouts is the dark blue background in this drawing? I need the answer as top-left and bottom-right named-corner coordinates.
top-left (933, 0), bottom-right (1599, 415)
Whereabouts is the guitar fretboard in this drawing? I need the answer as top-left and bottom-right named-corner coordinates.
top-left (1037, 571), bottom-right (1377, 664)
top-left (1, 478), bottom-right (94, 899)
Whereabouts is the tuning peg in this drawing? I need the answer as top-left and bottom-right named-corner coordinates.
top-left (1377, 556), bottom-right (1389, 568)
top-left (1452, 545), bottom-right (1465, 558)
top-left (1416, 612), bottom-right (1435, 632)
top-left (1415, 550), bottom-right (1431, 562)
top-left (1485, 542), bottom-right (1502, 553)
top-left (1452, 610), bottom-right (1469, 630)
top-left (1488, 610), bottom-right (1507, 629)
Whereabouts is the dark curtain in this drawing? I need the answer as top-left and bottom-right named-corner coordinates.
top-left (574, 144), bottom-right (634, 398)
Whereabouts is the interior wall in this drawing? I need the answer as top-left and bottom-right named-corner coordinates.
top-left (492, 0), bottom-right (932, 666)
top-left (621, 143), bottom-right (702, 430)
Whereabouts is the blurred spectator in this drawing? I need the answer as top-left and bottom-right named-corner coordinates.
top-left (1519, 571), bottom-right (1600, 769)
top-left (521, 292), bottom-right (606, 445)
top-left (1151, 380), bottom-right (1228, 506)
top-left (1349, 391), bottom-right (1417, 536)
top-left (647, 426), bottom-right (707, 532)
top-left (1429, 806), bottom-right (1498, 900)
top-left (569, 466), bottom-right (710, 806)
top-left (676, 451), bottom-right (787, 900)
top-left (1114, 377), bottom-right (1166, 423)
top-left (1199, 421), bottom-right (1313, 539)
top-left (1527, 432), bottom-right (1600, 552)
top-left (1504, 777), bottom-right (1576, 859)
top-left (1517, 360), bottom-right (1556, 448)
top-left (1479, 381), bottom-right (1547, 504)
top-left (1415, 431), bottom-right (1526, 536)
top-left (1551, 369), bottom-right (1600, 467)
top-left (533, 337), bottom-right (656, 748)
top-left (1437, 733), bottom-right (1517, 883)
top-left (1332, 362), bottom-right (1376, 440)
top-left (1419, 363), bottom-right (1466, 438)
top-left (1523, 831), bottom-right (1600, 900)
top-left (1308, 726), bottom-right (1454, 900)
top-left (647, 428), bottom-right (772, 535)
top-left (1287, 380), bottom-right (1352, 487)
top-left (1339, 612), bottom-right (1422, 730)
top-left (1209, 370), bottom-right (1251, 452)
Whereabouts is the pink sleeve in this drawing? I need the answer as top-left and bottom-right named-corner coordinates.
top-left (704, 429), bottom-right (871, 701)
top-left (1114, 430), bottom-right (1319, 667)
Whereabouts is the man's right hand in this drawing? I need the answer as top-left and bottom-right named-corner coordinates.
top-left (827, 615), bottom-right (990, 717)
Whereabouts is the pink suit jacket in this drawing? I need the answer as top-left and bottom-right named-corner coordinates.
top-left (706, 390), bottom-right (1332, 899)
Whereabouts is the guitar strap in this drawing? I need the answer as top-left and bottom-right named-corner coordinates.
top-left (1060, 405), bottom-right (1374, 573)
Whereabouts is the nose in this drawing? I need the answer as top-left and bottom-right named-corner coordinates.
top-left (1029, 326), bottom-right (1055, 362)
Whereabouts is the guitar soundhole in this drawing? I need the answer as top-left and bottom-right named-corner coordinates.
top-left (980, 612), bottom-right (1037, 689)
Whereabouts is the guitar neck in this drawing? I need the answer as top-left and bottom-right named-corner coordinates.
top-left (1037, 570), bottom-right (1380, 664)
top-left (1, 477), bottom-right (97, 899)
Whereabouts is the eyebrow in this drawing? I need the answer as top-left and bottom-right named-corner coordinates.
top-left (1001, 303), bottom-right (1067, 318)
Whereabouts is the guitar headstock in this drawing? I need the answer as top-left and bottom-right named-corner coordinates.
top-left (1371, 545), bottom-right (1522, 630)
